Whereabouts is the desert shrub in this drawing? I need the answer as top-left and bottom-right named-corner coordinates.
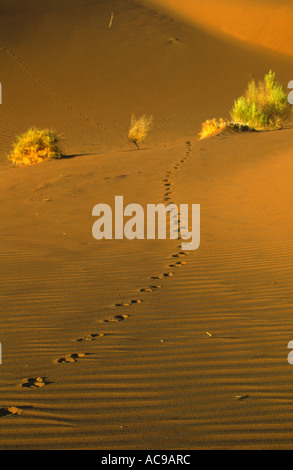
top-left (8, 127), bottom-right (63, 166)
top-left (199, 118), bottom-right (227, 139)
top-left (230, 70), bottom-right (289, 130)
top-left (128, 114), bottom-right (153, 149)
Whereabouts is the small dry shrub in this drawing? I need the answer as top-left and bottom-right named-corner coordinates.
top-left (199, 118), bottom-right (227, 139)
top-left (128, 114), bottom-right (153, 149)
top-left (8, 127), bottom-right (63, 166)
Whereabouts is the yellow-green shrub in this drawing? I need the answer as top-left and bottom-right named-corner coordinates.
top-left (8, 127), bottom-right (63, 166)
top-left (199, 118), bottom-right (227, 139)
top-left (128, 114), bottom-right (153, 149)
top-left (230, 70), bottom-right (290, 130)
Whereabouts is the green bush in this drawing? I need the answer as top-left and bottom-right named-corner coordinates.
top-left (230, 71), bottom-right (290, 130)
top-left (8, 127), bottom-right (63, 166)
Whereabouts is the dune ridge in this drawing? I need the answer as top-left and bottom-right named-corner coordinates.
top-left (142, 0), bottom-right (293, 56)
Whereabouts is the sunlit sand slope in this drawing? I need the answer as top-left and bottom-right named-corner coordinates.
top-left (143, 0), bottom-right (293, 56)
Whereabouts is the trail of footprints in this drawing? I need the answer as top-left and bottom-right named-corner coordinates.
top-left (4, 141), bottom-right (193, 416)
top-left (54, 353), bottom-right (90, 364)
top-left (0, 43), bottom-right (107, 132)
top-left (21, 377), bottom-right (49, 389)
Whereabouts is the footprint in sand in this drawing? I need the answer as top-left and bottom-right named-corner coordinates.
top-left (115, 299), bottom-right (142, 307)
top-left (0, 407), bottom-right (23, 417)
top-left (151, 273), bottom-right (174, 279)
top-left (104, 314), bottom-right (129, 323)
top-left (172, 251), bottom-right (187, 258)
top-left (55, 353), bottom-right (89, 364)
top-left (76, 333), bottom-right (104, 342)
top-left (169, 37), bottom-right (180, 43)
top-left (235, 395), bottom-right (250, 401)
top-left (21, 377), bottom-right (49, 389)
top-left (169, 261), bottom-right (186, 268)
top-left (116, 174), bottom-right (128, 179)
top-left (151, 274), bottom-right (164, 279)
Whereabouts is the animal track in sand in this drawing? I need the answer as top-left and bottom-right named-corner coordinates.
top-left (0, 407), bottom-right (23, 417)
top-left (169, 37), bottom-right (180, 43)
top-left (151, 274), bottom-right (164, 279)
top-left (235, 395), bottom-right (250, 401)
top-left (104, 314), bottom-right (129, 323)
top-left (0, 43), bottom-right (106, 131)
top-left (21, 377), bottom-right (49, 389)
top-left (172, 251), bottom-right (187, 258)
top-left (169, 261), bottom-right (186, 268)
top-left (76, 333), bottom-right (105, 342)
top-left (151, 273), bottom-right (174, 279)
top-left (24, 140), bottom-right (193, 392)
top-left (115, 299), bottom-right (142, 307)
top-left (116, 174), bottom-right (128, 179)
top-left (159, 143), bottom-right (192, 278)
top-left (55, 353), bottom-right (89, 364)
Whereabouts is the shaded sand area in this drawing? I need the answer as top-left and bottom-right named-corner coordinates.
top-left (1, 0), bottom-right (293, 449)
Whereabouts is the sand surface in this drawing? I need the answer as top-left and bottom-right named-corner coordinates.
top-left (144, 0), bottom-right (293, 56)
top-left (1, 0), bottom-right (293, 449)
